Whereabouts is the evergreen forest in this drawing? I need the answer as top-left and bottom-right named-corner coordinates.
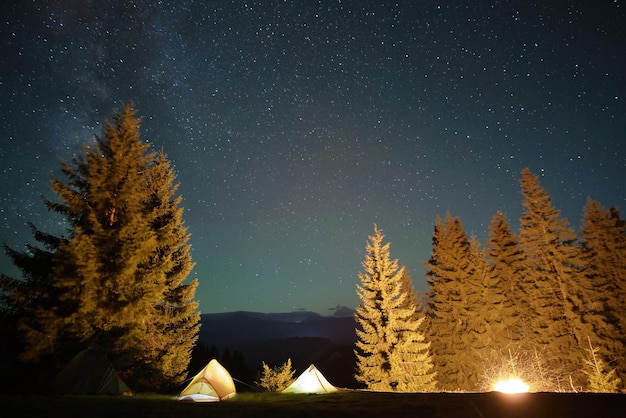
top-left (355, 168), bottom-right (625, 393)
top-left (0, 105), bottom-right (623, 395)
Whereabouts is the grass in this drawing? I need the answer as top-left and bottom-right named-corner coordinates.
top-left (1, 390), bottom-right (625, 418)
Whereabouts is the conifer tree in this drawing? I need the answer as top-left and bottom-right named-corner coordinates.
top-left (0, 225), bottom-right (65, 366)
top-left (121, 152), bottom-right (200, 390)
top-left (354, 225), bottom-right (436, 392)
top-left (579, 198), bottom-right (626, 387)
top-left (518, 167), bottom-right (590, 389)
top-left (485, 212), bottom-right (527, 346)
top-left (468, 234), bottom-right (505, 348)
top-left (479, 211), bottom-right (546, 389)
top-left (0, 105), bottom-right (200, 390)
top-left (399, 268), bottom-right (423, 321)
top-left (423, 213), bottom-right (486, 391)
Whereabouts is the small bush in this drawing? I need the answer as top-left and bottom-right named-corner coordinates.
top-left (583, 337), bottom-right (621, 393)
top-left (257, 358), bottom-right (295, 392)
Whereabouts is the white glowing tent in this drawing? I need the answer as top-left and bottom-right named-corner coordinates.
top-left (282, 364), bottom-right (338, 394)
top-left (177, 359), bottom-right (237, 402)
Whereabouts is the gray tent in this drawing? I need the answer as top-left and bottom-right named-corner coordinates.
top-left (50, 349), bottom-right (132, 395)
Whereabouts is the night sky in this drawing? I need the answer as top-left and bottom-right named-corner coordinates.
top-left (1, 1), bottom-right (625, 315)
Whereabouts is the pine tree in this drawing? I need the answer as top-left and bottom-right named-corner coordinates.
top-left (423, 213), bottom-right (487, 391)
top-left (485, 211), bottom-right (528, 347)
top-left (1, 104), bottom-right (200, 391)
top-left (518, 167), bottom-right (590, 390)
top-left (395, 268), bottom-right (437, 391)
top-left (46, 105), bottom-right (158, 349)
top-left (0, 225), bottom-right (66, 367)
top-left (479, 211), bottom-right (550, 390)
top-left (399, 268), bottom-right (423, 321)
top-left (579, 198), bottom-right (626, 388)
top-left (355, 225), bottom-right (436, 392)
top-left (470, 234), bottom-right (508, 348)
top-left (468, 234), bottom-right (505, 352)
top-left (122, 152), bottom-right (200, 390)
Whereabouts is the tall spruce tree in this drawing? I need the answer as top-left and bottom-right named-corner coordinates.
top-left (119, 151), bottom-right (200, 390)
top-left (0, 225), bottom-right (65, 369)
top-left (518, 167), bottom-right (591, 390)
top-left (0, 105), bottom-right (199, 391)
top-left (399, 268), bottom-right (423, 321)
top-left (485, 212), bottom-right (527, 346)
top-left (354, 225), bottom-right (436, 392)
top-left (423, 213), bottom-right (486, 391)
top-left (468, 234), bottom-right (505, 348)
top-left (580, 198), bottom-right (626, 388)
top-left (480, 211), bottom-right (550, 390)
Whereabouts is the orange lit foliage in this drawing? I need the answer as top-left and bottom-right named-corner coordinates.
top-left (518, 168), bottom-right (598, 389)
top-left (579, 198), bottom-right (626, 386)
top-left (257, 358), bottom-right (295, 392)
top-left (423, 214), bottom-right (488, 391)
top-left (415, 168), bottom-right (624, 392)
top-left (3, 105), bottom-right (199, 391)
top-left (355, 225), bottom-right (436, 392)
top-left (134, 152), bottom-right (200, 389)
top-left (486, 212), bottom-right (528, 345)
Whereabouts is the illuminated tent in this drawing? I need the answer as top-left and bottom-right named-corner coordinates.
top-left (282, 364), bottom-right (338, 394)
top-left (50, 349), bottom-right (132, 395)
top-left (177, 359), bottom-right (237, 402)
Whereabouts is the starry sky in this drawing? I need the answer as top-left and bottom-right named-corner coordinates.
top-left (1, 1), bottom-right (625, 315)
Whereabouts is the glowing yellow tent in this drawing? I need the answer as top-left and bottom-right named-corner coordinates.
top-left (282, 364), bottom-right (338, 394)
top-left (177, 359), bottom-right (237, 402)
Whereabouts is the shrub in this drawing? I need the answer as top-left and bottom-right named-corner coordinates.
top-left (257, 358), bottom-right (295, 392)
top-left (583, 337), bottom-right (621, 393)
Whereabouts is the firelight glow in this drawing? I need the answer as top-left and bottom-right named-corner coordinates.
top-left (493, 377), bottom-right (530, 394)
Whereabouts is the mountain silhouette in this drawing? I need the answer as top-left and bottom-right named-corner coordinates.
top-left (198, 310), bottom-right (359, 388)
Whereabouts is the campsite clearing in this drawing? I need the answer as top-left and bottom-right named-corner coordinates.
top-left (1, 391), bottom-right (625, 418)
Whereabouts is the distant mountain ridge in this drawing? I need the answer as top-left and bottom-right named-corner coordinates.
top-left (199, 309), bottom-right (357, 346)
top-left (198, 309), bottom-right (359, 388)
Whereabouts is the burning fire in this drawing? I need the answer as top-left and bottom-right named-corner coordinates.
top-left (493, 377), bottom-right (530, 393)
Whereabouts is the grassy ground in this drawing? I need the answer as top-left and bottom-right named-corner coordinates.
top-left (1, 390), bottom-right (625, 418)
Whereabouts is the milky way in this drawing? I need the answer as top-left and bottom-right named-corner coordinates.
top-left (1, 1), bottom-right (625, 314)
